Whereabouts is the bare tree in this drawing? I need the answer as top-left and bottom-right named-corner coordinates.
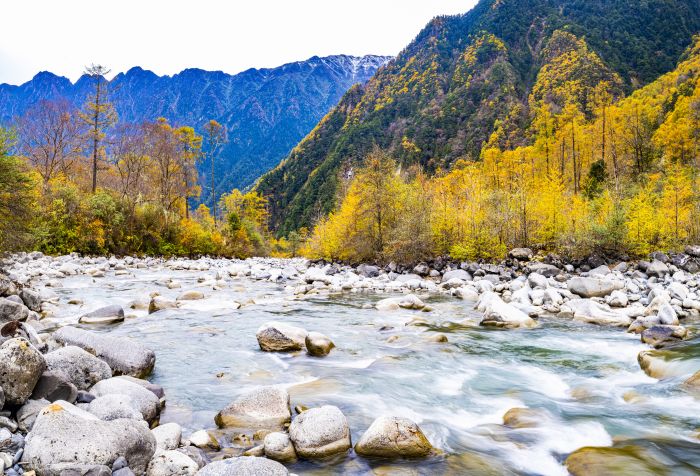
top-left (18, 99), bottom-right (83, 188)
top-left (79, 64), bottom-right (117, 193)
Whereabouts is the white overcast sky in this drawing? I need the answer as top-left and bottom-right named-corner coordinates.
top-left (1, 0), bottom-right (477, 85)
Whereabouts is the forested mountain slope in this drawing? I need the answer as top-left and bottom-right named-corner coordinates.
top-left (256, 0), bottom-right (700, 235)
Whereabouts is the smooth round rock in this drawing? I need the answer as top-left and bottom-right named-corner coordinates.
top-left (354, 416), bottom-right (432, 458)
top-left (264, 432), bottom-right (297, 463)
top-left (195, 457), bottom-right (288, 476)
top-left (288, 405), bottom-right (351, 459)
top-left (45, 346), bottom-right (113, 391)
top-left (305, 332), bottom-right (334, 357)
top-left (215, 387), bottom-right (291, 429)
top-left (0, 338), bottom-right (46, 405)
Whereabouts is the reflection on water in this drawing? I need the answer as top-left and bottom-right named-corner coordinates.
top-left (51, 267), bottom-right (700, 475)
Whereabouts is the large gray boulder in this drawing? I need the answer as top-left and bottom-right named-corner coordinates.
top-left (256, 322), bottom-right (307, 352)
top-left (30, 371), bottom-right (78, 403)
top-left (215, 387), bottom-right (290, 429)
top-left (288, 405), bottom-right (351, 459)
top-left (0, 297), bottom-right (29, 323)
top-left (565, 299), bottom-right (632, 327)
top-left (477, 292), bottom-right (536, 329)
top-left (568, 277), bottom-right (616, 298)
top-left (90, 377), bottom-right (160, 422)
top-left (87, 394), bottom-right (143, 421)
top-left (195, 457), bottom-right (288, 476)
top-left (24, 400), bottom-right (156, 475)
top-left (79, 305), bottom-right (125, 325)
top-left (646, 260), bottom-right (670, 277)
top-left (147, 450), bottom-right (198, 476)
top-left (152, 422), bottom-right (182, 451)
top-left (441, 269), bottom-right (472, 283)
top-left (52, 326), bottom-right (155, 378)
top-left (509, 248), bottom-right (533, 260)
top-left (354, 416), bottom-right (433, 458)
top-left (45, 345), bottom-right (113, 390)
top-left (17, 398), bottom-right (50, 432)
top-left (0, 338), bottom-right (46, 405)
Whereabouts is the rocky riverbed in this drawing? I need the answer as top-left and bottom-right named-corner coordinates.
top-left (0, 250), bottom-right (699, 475)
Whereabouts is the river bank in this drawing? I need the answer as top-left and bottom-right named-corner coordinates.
top-left (0, 251), bottom-right (699, 475)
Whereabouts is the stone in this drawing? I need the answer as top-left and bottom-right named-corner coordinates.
top-left (45, 346), bottom-right (113, 391)
top-left (90, 377), bottom-right (160, 422)
top-left (526, 263), bottom-right (559, 277)
top-left (30, 371), bottom-right (78, 403)
top-left (24, 401), bottom-right (156, 476)
top-left (527, 273), bottom-right (548, 290)
top-left (684, 370), bottom-right (700, 390)
top-left (20, 289), bottom-right (41, 312)
top-left (152, 422), bottom-right (182, 451)
top-left (640, 326), bottom-right (687, 348)
top-left (79, 305), bottom-right (125, 325)
top-left (215, 387), bottom-right (291, 430)
top-left (189, 430), bottom-right (220, 450)
top-left (177, 291), bottom-right (205, 301)
top-left (0, 298), bottom-right (29, 324)
top-left (376, 294), bottom-right (426, 311)
top-left (646, 260), bottom-right (670, 277)
top-left (264, 432), bottom-right (296, 463)
top-left (667, 282), bottom-right (689, 301)
top-left (52, 326), bottom-right (155, 378)
top-left (509, 248), bottom-right (533, 260)
top-left (256, 322), bottom-right (308, 352)
top-left (147, 450), bottom-right (198, 476)
top-left (88, 394), bottom-right (143, 421)
top-left (441, 269), bottom-right (471, 283)
top-left (477, 292), bottom-right (536, 329)
top-left (565, 299), bottom-right (632, 327)
top-left (565, 445), bottom-right (667, 476)
top-left (242, 445), bottom-right (265, 457)
top-left (502, 407), bottom-right (546, 429)
top-left (176, 447), bottom-right (209, 469)
top-left (149, 296), bottom-right (178, 313)
top-left (354, 416), bottom-right (432, 458)
top-left (195, 457), bottom-right (288, 476)
top-left (0, 338), bottom-right (46, 405)
top-left (305, 332), bottom-right (334, 357)
top-left (288, 405), bottom-right (351, 459)
top-left (17, 399), bottom-right (50, 432)
top-left (568, 277), bottom-right (616, 298)
top-left (606, 290), bottom-right (628, 308)
top-left (685, 245), bottom-right (700, 257)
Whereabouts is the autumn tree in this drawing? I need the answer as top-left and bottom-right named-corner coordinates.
top-left (0, 128), bottom-right (36, 250)
top-left (203, 120), bottom-right (226, 223)
top-left (18, 99), bottom-right (83, 189)
top-left (80, 64), bottom-right (117, 193)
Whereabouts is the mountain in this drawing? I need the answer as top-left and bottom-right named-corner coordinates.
top-left (256, 0), bottom-right (700, 235)
top-left (0, 54), bottom-right (391, 193)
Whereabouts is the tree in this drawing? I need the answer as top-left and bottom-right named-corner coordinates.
top-left (79, 64), bottom-right (117, 193)
top-left (0, 128), bottom-right (36, 251)
top-left (174, 126), bottom-right (203, 219)
top-left (18, 99), bottom-right (83, 189)
top-left (203, 120), bottom-right (226, 223)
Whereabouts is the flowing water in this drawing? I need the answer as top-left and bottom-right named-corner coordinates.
top-left (47, 264), bottom-right (700, 475)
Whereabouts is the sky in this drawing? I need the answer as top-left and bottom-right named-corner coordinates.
top-left (0, 0), bottom-right (477, 85)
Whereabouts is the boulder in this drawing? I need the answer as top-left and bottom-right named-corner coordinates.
top-left (45, 346), bottom-right (113, 390)
top-left (684, 370), bottom-right (700, 390)
top-left (176, 447), bottom-right (209, 469)
top-left (215, 387), bottom-right (291, 429)
top-left (90, 377), bottom-right (160, 422)
top-left (177, 291), bottom-right (205, 301)
top-left (20, 289), bottom-right (42, 312)
top-left (441, 269), bottom-right (471, 283)
top-left (0, 338), bottom-right (46, 405)
top-left (195, 457), bottom-right (288, 476)
top-left (188, 430), bottom-right (220, 450)
top-left (305, 332), bottom-right (334, 357)
top-left (149, 296), bottom-right (178, 314)
top-left (376, 294), bottom-right (426, 311)
top-left (354, 416), bottom-right (432, 458)
top-left (502, 407), bottom-right (546, 429)
top-left (17, 398), bottom-right (50, 432)
top-left (526, 263), bottom-right (559, 277)
top-left (87, 394), bottom-right (143, 421)
top-left (509, 248), bottom-right (533, 260)
top-left (79, 305), bottom-right (125, 325)
top-left (568, 277), bottom-right (616, 298)
top-left (30, 371), bottom-right (78, 403)
top-left (527, 273), bottom-right (548, 290)
top-left (256, 322), bottom-right (308, 352)
top-left (640, 326), bottom-right (687, 348)
top-left (0, 297), bottom-right (29, 323)
top-left (565, 299), bottom-right (632, 327)
top-left (565, 445), bottom-right (666, 476)
top-left (606, 290), bottom-right (628, 308)
top-left (646, 260), bottom-right (670, 277)
top-left (52, 326), bottom-right (155, 378)
top-left (152, 422), bottom-right (182, 451)
top-left (147, 450), bottom-right (198, 476)
top-left (288, 405), bottom-right (351, 459)
top-left (25, 401), bottom-right (155, 475)
top-left (264, 432), bottom-right (297, 463)
top-left (477, 292), bottom-right (536, 329)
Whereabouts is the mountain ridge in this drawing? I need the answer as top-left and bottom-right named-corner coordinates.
top-left (0, 54), bottom-right (392, 194)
